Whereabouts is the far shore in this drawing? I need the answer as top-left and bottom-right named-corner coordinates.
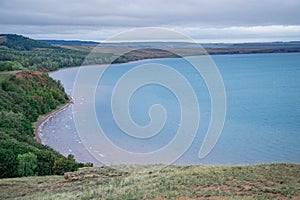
top-left (33, 99), bottom-right (73, 143)
top-left (48, 51), bottom-right (300, 74)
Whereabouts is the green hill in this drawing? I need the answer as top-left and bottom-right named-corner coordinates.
top-left (0, 34), bottom-right (113, 72)
top-left (0, 163), bottom-right (299, 199)
top-left (0, 71), bottom-right (91, 178)
top-left (0, 34), bottom-right (54, 51)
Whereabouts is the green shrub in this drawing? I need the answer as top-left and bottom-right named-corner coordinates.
top-left (53, 154), bottom-right (77, 175)
top-left (0, 148), bottom-right (18, 178)
top-left (17, 152), bottom-right (38, 177)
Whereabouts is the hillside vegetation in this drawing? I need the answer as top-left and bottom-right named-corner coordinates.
top-left (2, 34), bottom-right (300, 73)
top-left (0, 164), bottom-right (299, 199)
top-left (0, 34), bottom-right (113, 71)
top-left (0, 71), bottom-right (90, 178)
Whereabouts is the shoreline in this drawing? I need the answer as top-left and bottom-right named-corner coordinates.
top-left (47, 51), bottom-right (300, 73)
top-left (33, 99), bottom-right (73, 143)
top-left (38, 52), bottom-right (300, 166)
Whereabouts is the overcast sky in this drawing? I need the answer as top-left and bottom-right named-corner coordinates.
top-left (1, 0), bottom-right (300, 42)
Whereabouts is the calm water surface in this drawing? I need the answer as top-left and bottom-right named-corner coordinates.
top-left (42, 53), bottom-right (300, 165)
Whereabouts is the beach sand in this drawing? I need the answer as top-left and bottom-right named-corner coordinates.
top-left (33, 100), bottom-right (73, 143)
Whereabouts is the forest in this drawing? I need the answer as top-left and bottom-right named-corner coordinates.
top-left (0, 34), bottom-right (113, 72)
top-left (0, 34), bottom-right (104, 178)
top-left (0, 34), bottom-right (85, 71)
top-left (0, 71), bottom-right (92, 178)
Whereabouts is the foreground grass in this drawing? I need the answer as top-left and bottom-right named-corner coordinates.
top-left (0, 163), bottom-right (299, 199)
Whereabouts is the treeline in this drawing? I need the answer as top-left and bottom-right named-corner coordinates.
top-left (0, 34), bottom-right (87, 71)
top-left (0, 34), bottom-right (54, 50)
top-left (0, 34), bottom-right (187, 72)
top-left (0, 46), bottom-right (88, 72)
top-left (0, 34), bottom-right (113, 72)
top-left (0, 71), bottom-right (92, 178)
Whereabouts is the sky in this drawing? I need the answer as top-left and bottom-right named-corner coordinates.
top-left (0, 0), bottom-right (300, 43)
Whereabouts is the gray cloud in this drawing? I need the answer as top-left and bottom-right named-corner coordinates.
top-left (0, 0), bottom-right (299, 42)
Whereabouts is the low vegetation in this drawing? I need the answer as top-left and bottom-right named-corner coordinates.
top-left (0, 163), bottom-right (299, 199)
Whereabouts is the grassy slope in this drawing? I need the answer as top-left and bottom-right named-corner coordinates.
top-left (0, 163), bottom-right (299, 199)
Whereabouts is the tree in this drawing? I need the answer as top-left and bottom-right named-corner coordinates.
top-left (0, 148), bottom-right (18, 178)
top-left (53, 154), bottom-right (77, 175)
top-left (17, 152), bottom-right (38, 177)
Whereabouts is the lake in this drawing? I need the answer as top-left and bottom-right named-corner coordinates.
top-left (41, 53), bottom-right (300, 166)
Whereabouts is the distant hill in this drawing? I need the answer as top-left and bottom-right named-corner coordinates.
top-left (40, 39), bottom-right (100, 46)
top-left (38, 39), bottom-right (300, 49)
top-left (43, 39), bottom-right (300, 56)
top-left (1, 34), bottom-right (300, 72)
top-left (0, 34), bottom-right (93, 71)
top-left (0, 34), bottom-right (56, 50)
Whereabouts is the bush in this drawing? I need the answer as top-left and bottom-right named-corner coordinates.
top-left (53, 154), bottom-right (93, 175)
top-left (0, 148), bottom-right (18, 178)
top-left (17, 152), bottom-right (38, 177)
top-left (53, 154), bottom-right (77, 175)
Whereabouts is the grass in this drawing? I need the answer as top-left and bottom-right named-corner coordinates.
top-left (0, 163), bottom-right (299, 199)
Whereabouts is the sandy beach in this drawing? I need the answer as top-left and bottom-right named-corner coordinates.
top-left (33, 100), bottom-right (73, 143)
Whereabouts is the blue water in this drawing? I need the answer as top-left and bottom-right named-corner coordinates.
top-left (44, 53), bottom-right (300, 165)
